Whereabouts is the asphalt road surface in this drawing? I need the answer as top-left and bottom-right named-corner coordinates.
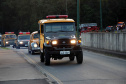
top-left (9, 46), bottom-right (126, 84)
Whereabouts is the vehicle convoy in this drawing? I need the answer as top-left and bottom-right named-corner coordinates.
top-left (116, 22), bottom-right (125, 30)
top-left (14, 32), bottom-right (30, 49)
top-left (1, 32), bottom-right (16, 47)
top-left (28, 31), bottom-right (40, 55)
top-left (80, 23), bottom-right (99, 34)
top-left (38, 15), bottom-right (83, 65)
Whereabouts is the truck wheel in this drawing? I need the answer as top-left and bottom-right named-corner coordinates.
top-left (40, 51), bottom-right (44, 62)
top-left (28, 46), bottom-right (31, 53)
top-left (31, 50), bottom-right (34, 55)
top-left (69, 56), bottom-right (74, 61)
top-left (44, 49), bottom-right (50, 65)
top-left (28, 48), bottom-right (31, 53)
top-left (76, 51), bottom-right (83, 64)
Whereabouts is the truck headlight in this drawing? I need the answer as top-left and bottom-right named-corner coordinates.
top-left (34, 44), bottom-right (38, 48)
top-left (19, 41), bottom-right (23, 44)
top-left (6, 41), bottom-right (9, 44)
top-left (52, 40), bottom-right (57, 45)
top-left (70, 40), bottom-right (76, 44)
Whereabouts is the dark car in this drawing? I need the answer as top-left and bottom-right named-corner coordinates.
top-left (105, 26), bottom-right (114, 32)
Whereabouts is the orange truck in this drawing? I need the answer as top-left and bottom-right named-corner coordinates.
top-left (116, 22), bottom-right (125, 30)
top-left (38, 15), bottom-right (83, 65)
top-left (14, 32), bottom-right (30, 49)
top-left (1, 32), bottom-right (16, 47)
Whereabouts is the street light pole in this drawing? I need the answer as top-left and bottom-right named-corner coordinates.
top-left (100, 0), bottom-right (103, 31)
top-left (77, 0), bottom-right (80, 40)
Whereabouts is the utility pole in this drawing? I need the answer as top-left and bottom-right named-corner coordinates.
top-left (77, 0), bottom-right (80, 40)
top-left (100, 0), bottom-right (103, 31)
top-left (66, 0), bottom-right (68, 15)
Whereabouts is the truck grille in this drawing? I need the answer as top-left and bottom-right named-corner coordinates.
top-left (57, 39), bottom-right (70, 45)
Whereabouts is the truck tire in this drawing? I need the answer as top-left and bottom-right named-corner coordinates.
top-left (69, 56), bottom-right (74, 61)
top-left (76, 51), bottom-right (83, 64)
top-left (16, 46), bottom-right (20, 49)
top-left (40, 51), bottom-right (44, 62)
top-left (31, 50), bottom-right (34, 55)
top-left (44, 49), bottom-right (50, 65)
top-left (28, 46), bottom-right (31, 53)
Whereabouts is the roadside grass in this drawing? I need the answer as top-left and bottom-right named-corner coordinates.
top-left (0, 47), bottom-right (10, 50)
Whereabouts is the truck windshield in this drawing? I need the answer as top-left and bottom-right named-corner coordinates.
top-left (18, 35), bottom-right (30, 40)
top-left (45, 22), bottom-right (75, 33)
top-left (5, 35), bottom-right (16, 39)
top-left (33, 33), bottom-right (39, 39)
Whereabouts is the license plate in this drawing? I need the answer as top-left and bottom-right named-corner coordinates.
top-left (60, 51), bottom-right (70, 55)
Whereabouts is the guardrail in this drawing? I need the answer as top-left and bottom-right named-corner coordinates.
top-left (81, 32), bottom-right (126, 52)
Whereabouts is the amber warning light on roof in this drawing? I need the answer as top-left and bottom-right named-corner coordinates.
top-left (19, 32), bottom-right (30, 34)
top-left (46, 15), bottom-right (68, 19)
top-left (5, 32), bottom-right (14, 34)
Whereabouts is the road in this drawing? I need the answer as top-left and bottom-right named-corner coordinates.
top-left (9, 46), bottom-right (126, 84)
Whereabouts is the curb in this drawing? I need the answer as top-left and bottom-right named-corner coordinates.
top-left (82, 46), bottom-right (126, 59)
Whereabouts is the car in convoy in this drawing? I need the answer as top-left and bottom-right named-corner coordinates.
top-left (116, 22), bottom-right (125, 30)
top-left (0, 34), bottom-right (2, 46)
top-left (15, 32), bottom-right (30, 49)
top-left (105, 26), bottom-right (114, 32)
top-left (1, 32), bottom-right (16, 47)
top-left (28, 31), bottom-right (40, 55)
top-left (38, 15), bottom-right (83, 65)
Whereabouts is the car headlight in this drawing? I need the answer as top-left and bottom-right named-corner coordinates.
top-left (52, 40), bottom-right (57, 45)
top-left (6, 41), bottom-right (9, 44)
top-left (19, 41), bottom-right (23, 44)
top-left (70, 40), bottom-right (76, 44)
top-left (33, 44), bottom-right (37, 48)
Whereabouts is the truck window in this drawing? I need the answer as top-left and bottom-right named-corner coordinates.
top-left (45, 22), bottom-right (75, 33)
top-left (33, 33), bottom-right (39, 39)
top-left (5, 35), bottom-right (16, 39)
top-left (18, 35), bottom-right (30, 40)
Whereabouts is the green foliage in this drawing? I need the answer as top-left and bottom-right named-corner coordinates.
top-left (0, 0), bottom-right (126, 33)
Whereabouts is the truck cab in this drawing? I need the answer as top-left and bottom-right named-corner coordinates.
top-left (15, 32), bottom-right (30, 49)
top-left (38, 15), bottom-right (83, 65)
top-left (1, 32), bottom-right (16, 47)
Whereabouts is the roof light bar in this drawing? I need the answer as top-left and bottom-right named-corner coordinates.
top-left (5, 32), bottom-right (14, 34)
top-left (46, 15), bottom-right (68, 19)
top-left (19, 32), bottom-right (30, 34)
